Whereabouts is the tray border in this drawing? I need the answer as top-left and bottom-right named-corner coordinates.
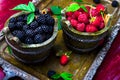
top-left (83, 19), bottom-right (120, 80)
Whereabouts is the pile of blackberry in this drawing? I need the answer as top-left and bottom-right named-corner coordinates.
top-left (8, 9), bottom-right (55, 44)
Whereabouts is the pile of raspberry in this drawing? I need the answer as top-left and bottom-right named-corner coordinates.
top-left (65, 4), bottom-right (105, 33)
top-left (8, 9), bottom-right (55, 44)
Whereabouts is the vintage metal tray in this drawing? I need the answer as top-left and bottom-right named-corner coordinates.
top-left (0, 0), bottom-right (120, 80)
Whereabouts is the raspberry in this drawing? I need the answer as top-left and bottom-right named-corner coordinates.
top-left (73, 11), bottom-right (82, 19)
top-left (29, 21), bottom-right (38, 29)
top-left (46, 16), bottom-right (55, 26)
top-left (41, 25), bottom-right (49, 33)
top-left (34, 26), bottom-right (44, 34)
top-left (91, 16), bottom-right (102, 27)
top-left (37, 14), bottom-right (46, 24)
top-left (67, 17), bottom-right (72, 21)
top-left (34, 34), bottom-right (45, 43)
top-left (91, 8), bottom-right (99, 17)
top-left (76, 23), bottom-right (85, 32)
top-left (65, 12), bottom-right (73, 17)
top-left (78, 8), bottom-right (84, 12)
top-left (86, 6), bottom-right (91, 13)
top-left (9, 17), bottom-right (16, 23)
top-left (82, 12), bottom-right (90, 18)
top-left (86, 24), bottom-right (98, 32)
top-left (70, 19), bottom-right (78, 28)
top-left (93, 0), bottom-right (101, 4)
top-left (99, 22), bottom-right (105, 29)
top-left (25, 37), bottom-right (33, 44)
top-left (96, 4), bottom-right (105, 12)
top-left (78, 14), bottom-right (89, 24)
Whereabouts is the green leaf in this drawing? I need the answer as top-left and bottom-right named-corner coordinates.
top-left (27, 13), bottom-right (35, 24)
top-left (80, 5), bottom-right (88, 12)
top-left (66, 3), bottom-right (80, 12)
top-left (28, 2), bottom-right (35, 12)
top-left (51, 74), bottom-right (61, 80)
top-left (73, 0), bottom-right (83, 2)
top-left (12, 4), bottom-right (30, 12)
top-left (7, 46), bottom-right (12, 54)
top-left (50, 6), bottom-right (62, 15)
top-left (60, 72), bottom-right (73, 80)
top-left (57, 15), bottom-right (62, 30)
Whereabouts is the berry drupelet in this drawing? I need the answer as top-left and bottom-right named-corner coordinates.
top-left (36, 14), bottom-right (46, 24)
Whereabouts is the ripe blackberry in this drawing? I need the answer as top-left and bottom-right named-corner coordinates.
top-left (112, 1), bottom-right (119, 7)
top-left (23, 14), bottom-right (28, 21)
top-left (48, 26), bottom-right (54, 33)
top-left (36, 14), bottom-right (46, 24)
top-left (34, 26), bottom-right (44, 34)
top-left (24, 37), bottom-right (33, 44)
top-left (12, 30), bottom-right (25, 40)
top-left (23, 24), bottom-right (29, 31)
top-left (46, 16), bottom-right (55, 26)
top-left (93, 0), bottom-right (100, 4)
top-left (41, 25), bottom-right (49, 33)
top-left (9, 17), bottom-right (16, 23)
top-left (25, 29), bottom-right (35, 37)
top-left (17, 15), bottom-right (24, 22)
top-left (16, 22), bottom-right (24, 29)
top-left (44, 13), bottom-right (51, 18)
top-left (29, 21), bottom-right (38, 29)
top-left (34, 34), bottom-right (45, 43)
top-left (8, 23), bottom-right (16, 31)
top-left (46, 34), bottom-right (52, 40)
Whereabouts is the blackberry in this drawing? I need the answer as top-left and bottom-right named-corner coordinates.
top-left (12, 30), bottom-right (25, 40)
top-left (34, 34), bottom-right (45, 43)
top-left (48, 26), bottom-right (54, 33)
top-left (23, 24), bottom-right (29, 31)
top-left (36, 14), bottom-right (46, 24)
top-left (41, 25), bottom-right (49, 33)
top-left (25, 29), bottom-right (35, 37)
top-left (29, 21), bottom-right (38, 29)
top-left (34, 26), bottom-right (44, 34)
top-left (46, 16), bottom-right (55, 26)
top-left (24, 37), bottom-right (33, 44)
top-left (93, 0), bottom-right (100, 4)
top-left (9, 17), bottom-right (16, 23)
top-left (23, 14), bottom-right (28, 21)
top-left (44, 13), bottom-right (51, 18)
top-left (112, 1), bottom-right (119, 7)
top-left (35, 8), bottom-right (40, 15)
top-left (8, 23), bottom-right (16, 31)
top-left (47, 70), bottom-right (56, 78)
top-left (16, 22), bottom-right (24, 29)
top-left (46, 34), bottom-right (52, 40)
top-left (17, 15), bottom-right (24, 22)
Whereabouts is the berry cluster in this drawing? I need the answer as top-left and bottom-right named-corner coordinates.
top-left (8, 9), bottom-right (55, 44)
top-left (65, 4), bottom-right (106, 33)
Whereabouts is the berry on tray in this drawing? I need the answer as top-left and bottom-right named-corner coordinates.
top-left (65, 3), bottom-right (106, 33)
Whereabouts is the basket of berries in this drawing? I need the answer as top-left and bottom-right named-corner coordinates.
top-left (61, 1), bottom-right (119, 52)
top-left (4, 2), bottom-right (58, 63)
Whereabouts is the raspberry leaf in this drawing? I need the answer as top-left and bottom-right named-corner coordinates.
top-left (7, 46), bottom-right (12, 55)
top-left (12, 4), bottom-right (30, 11)
top-left (57, 15), bottom-right (62, 30)
top-left (51, 74), bottom-right (61, 79)
top-left (80, 5), bottom-right (88, 12)
top-left (66, 3), bottom-right (80, 12)
top-left (28, 2), bottom-right (35, 12)
top-left (27, 13), bottom-right (35, 24)
top-left (73, 0), bottom-right (83, 2)
top-left (60, 72), bottom-right (73, 80)
top-left (50, 6), bottom-right (62, 15)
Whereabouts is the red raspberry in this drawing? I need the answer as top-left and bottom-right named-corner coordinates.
top-left (96, 4), bottom-right (105, 12)
top-left (70, 19), bottom-right (78, 28)
top-left (91, 16), bottom-right (101, 27)
top-left (99, 22), bottom-right (105, 29)
top-left (67, 17), bottom-right (72, 21)
top-left (82, 12), bottom-right (90, 18)
top-left (60, 54), bottom-right (69, 65)
top-left (65, 12), bottom-right (73, 17)
top-left (73, 11), bottom-right (82, 19)
top-left (78, 13), bottom-right (89, 24)
top-left (86, 24), bottom-right (98, 32)
top-left (91, 8), bottom-right (99, 17)
top-left (76, 23), bottom-right (85, 32)
top-left (78, 8), bottom-right (84, 12)
top-left (86, 6), bottom-right (91, 13)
